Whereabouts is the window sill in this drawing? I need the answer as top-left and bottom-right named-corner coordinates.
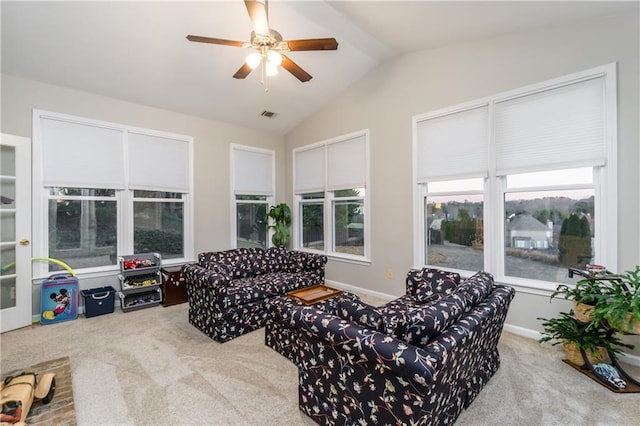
top-left (326, 253), bottom-right (371, 266)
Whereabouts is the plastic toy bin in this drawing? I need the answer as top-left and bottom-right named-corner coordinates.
top-left (81, 286), bottom-right (116, 318)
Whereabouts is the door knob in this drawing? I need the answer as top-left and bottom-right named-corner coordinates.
top-left (19, 239), bottom-right (30, 246)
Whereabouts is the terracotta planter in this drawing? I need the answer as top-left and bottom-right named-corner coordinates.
top-left (619, 313), bottom-right (640, 335)
top-left (573, 301), bottom-right (595, 323)
top-left (563, 342), bottom-right (607, 366)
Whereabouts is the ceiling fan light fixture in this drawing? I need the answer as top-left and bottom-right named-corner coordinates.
top-left (266, 62), bottom-right (279, 76)
top-left (267, 50), bottom-right (282, 67)
top-left (245, 52), bottom-right (262, 70)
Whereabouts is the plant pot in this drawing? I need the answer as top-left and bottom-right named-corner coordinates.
top-left (573, 301), bottom-right (595, 323)
top-left (618, 313), bottom-right (640, 335)
top-left (563, 342), bottom-right (607, 366)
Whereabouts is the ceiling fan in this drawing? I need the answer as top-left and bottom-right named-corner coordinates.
top-left (186, 0), bottom-right (338, 85)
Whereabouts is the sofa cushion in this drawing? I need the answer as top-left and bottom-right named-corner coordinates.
top-left (228, 248), bottom-right (265, 278)
top-left (407, 268), bottom-right (461, 302)
top-left (335, 296), bottom-right (384, 332)
top-left (218, 272), bottom-right (305, 306)
top-left (455, 271), bottom-right (494, 311)
top-left (264, 246), bottom-right (290, 273)
top-left (381, 293), bottom-right (466, 346)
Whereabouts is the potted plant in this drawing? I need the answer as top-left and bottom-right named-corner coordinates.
top-left (591, 265), bottom-right (640, 334)
top-left (265, 203), bottom-right (291, 247)
top-left (538, 311), bottom-right (634, 365)
top-left (551, 278), bottom-right (607, 323)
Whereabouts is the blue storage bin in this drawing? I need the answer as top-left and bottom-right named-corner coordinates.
top-left (81, 286), bottom-right (116, 318)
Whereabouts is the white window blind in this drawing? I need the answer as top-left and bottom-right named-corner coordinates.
top-left (416, 105), bottom-right (488, 182)
top-left (294, 145), bottom-right (325, 194)
top-left (494, 76), bottom-right (605, 175)
top-left (128, 132), bottom-right (190, 192)
top-left (40, 117), bottom-right (126, 188)
top-left (326, 134), bottom-right (367, 190)
top-left (233, 147), bottom-right (274, 195)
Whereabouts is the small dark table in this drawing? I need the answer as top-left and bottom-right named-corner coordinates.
top-left (161, 265), bottom-right (188, 307)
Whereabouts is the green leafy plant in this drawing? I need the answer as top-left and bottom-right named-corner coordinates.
top-left (538, 311), bottom-right (634, 359)
top-left (550, 277), bottom-right (606, 306)
top-left (265, 203), bottom-right (291, 247)
top-left (591, 265), bottom-right (640, 333)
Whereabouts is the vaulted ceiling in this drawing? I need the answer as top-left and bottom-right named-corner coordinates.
top-left (2, 1), bottom-right (636, 134)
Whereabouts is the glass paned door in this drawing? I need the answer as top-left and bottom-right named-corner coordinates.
top-left (1, 134), bottom-right (32, 332)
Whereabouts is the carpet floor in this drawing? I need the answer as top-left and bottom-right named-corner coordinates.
top-left (1, 300), bottom-right (639, 425)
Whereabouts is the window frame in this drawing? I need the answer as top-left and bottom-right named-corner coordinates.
top-left (229, 144), bottom-right (275, 249)
top-left (412, 64), bottom-right (617, 294)
top-left (33, 110), bottom-right (194, 279)
top-left (293, 130), bottom-right (371, 263)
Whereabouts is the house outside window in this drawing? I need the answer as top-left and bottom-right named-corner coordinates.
top-left (33, 110), bottom-right (193, 277)
top-left (413, 64), bottom-right (617, 291)
top-left (294, 131), bottom-right (370, 261)
top-left (231, 145), bottom-right (274, 249)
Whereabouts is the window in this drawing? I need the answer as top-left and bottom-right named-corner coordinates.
top-left (503, 168), bottom-right (595, 285)
top-left (236, 195), bottom-right (268, 248)
top-left (332, 188), bottom-right (365, 256)
top-left (231, 145), bottom-right (274, 248)
top-left (133, 191), bottom-right (184, 259)
top-left (47, 188), bottom-right (117, 269)
top-left (422, 179), bottom-right (484, 272)
top-left (33, 110), bottom-right (193, 276)
top-left (413, 64), bottom-right (616, 291)
top-left (294, 131), bottom-right (369, 261)
top-left (300, 192), bottom-right (324, 251)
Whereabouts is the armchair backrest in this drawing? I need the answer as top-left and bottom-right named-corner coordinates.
top-left (197, 247), bottom-right (328, 279)
top-left (406, 268), bottom-right (461, 302)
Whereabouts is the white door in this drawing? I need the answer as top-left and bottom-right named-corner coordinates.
top-left (1, 134), bottom-right (32, 332)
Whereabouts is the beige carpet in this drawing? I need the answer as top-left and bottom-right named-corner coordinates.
top-left (1, 356), bottom-right (75, 425)
top-left (1, 300), bottom-right (639, 425)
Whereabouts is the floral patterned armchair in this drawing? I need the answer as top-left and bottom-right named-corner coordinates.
top-left (290, 270), bottom-right (515, 425)
top-left (182, 247), bottom-right (327, 343)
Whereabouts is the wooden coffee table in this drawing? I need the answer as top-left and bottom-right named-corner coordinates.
top-left (287, 284), bottom-right (342, 305)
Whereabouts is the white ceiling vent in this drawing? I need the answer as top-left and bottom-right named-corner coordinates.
top-left (260, 110), bottom-right (278, 119)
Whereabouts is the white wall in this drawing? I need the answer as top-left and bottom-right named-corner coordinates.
top-left (1, 74), bottom-right (285, 313)
top-left (284, 14), bottom-right (640, 355)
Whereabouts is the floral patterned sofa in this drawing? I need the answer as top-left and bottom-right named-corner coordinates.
top-left (182, 247), bottom-right (327, 343)
top-left (290, 268), bottom-right (515, 425)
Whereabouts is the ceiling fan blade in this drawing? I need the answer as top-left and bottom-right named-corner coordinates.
top-left (186, 35), bottom-right (245, 47)
top-left (281, 55), bottom-right (312, 82)
top-left (233, 63), bottom-right (254, 79)
top-left (286, 38), bottom-right (339, 51)
top-left (244, 0), bottom-right (270, 36)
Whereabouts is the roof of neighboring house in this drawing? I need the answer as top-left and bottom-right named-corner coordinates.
top-left (506, 214), bottom-right (549, 232)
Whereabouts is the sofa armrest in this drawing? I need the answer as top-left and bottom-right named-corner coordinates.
top-left (288, 250), bottom-right (328, 274)
top-left (291, 306), bottom-right (439, 386)
top-left (182, 263), bottom-right (231, 293)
